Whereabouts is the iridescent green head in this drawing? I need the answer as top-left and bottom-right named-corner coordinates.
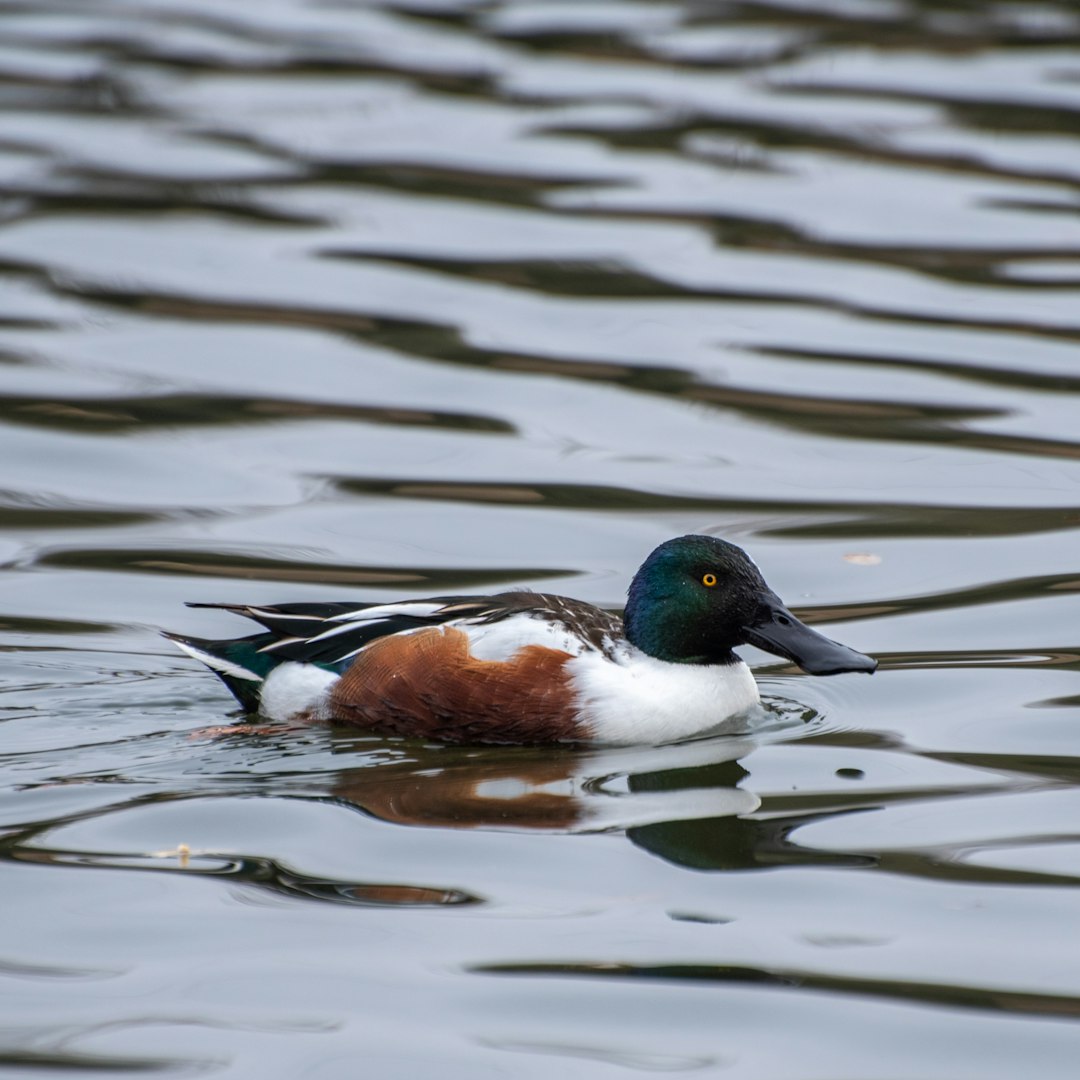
top-left (623, 534), bottom-right (877, 675)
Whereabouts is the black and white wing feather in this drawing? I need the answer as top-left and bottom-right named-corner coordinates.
top-left (187, 592), bottom-right (625, 667)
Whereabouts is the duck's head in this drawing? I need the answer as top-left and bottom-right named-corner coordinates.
top-left (624, 534), bottom-right (877, 674)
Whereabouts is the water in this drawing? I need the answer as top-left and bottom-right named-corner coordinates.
top-left (2, 0), bottom-right (1080, 1075)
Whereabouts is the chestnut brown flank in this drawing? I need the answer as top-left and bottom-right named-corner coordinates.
top-left (327, 626), bottom-right (584, 744)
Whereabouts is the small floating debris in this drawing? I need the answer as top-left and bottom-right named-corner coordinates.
top-left (149, 842), bottom-right (192, 867)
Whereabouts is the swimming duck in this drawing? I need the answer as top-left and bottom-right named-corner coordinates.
top-left (166, 534), bottom-right (876, 745)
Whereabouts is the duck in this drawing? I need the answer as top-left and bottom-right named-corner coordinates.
top-left (166, 534), bottom-right (876, 745)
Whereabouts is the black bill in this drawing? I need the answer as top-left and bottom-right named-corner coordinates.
top-left (742, 594), bottom-right (877, 676)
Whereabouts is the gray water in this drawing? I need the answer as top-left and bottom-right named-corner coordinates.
top-left (3, 0), bottom-right (1080, 1076)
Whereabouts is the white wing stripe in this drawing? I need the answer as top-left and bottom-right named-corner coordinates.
top-left (170, 639), bottom-right (261, 681)
top-left (325, 602), bottom-right (446, 624)
top-left (243, 608), bottom-right (319, 622)
top-left (258, 636), bottom-right (304, 653)
top-left (305, 621), bottom-right (378, 644)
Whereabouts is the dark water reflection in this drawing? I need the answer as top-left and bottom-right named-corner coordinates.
top-left (3, 0), bottom-right (1080, 1076)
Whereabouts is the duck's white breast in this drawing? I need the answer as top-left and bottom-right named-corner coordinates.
top-left (566, 646), bottom-right (761, 745)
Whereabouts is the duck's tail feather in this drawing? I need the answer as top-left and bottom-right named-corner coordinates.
top-left (163, 630), bottom-right (278, 712)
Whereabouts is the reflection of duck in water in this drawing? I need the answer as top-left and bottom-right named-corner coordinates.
top-left (168, 535), bottom-right (875, 745)
top-left (326, 735), bottom-right (872, 874)
top-left (327, 736), bottom-right (760, 833)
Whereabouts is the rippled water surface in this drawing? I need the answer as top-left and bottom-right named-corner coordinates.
top-left (3, 0), bottom-right (1080, 1075)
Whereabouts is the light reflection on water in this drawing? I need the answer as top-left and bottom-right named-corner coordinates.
top-left (2, 0), bottom-right (1080, 1076)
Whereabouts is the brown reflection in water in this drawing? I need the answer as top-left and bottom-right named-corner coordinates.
top-left (475, 960), bottom-right (1080, 1022)
top-left (2, 391), bottom-right (512, 435)
top-left (873, 648), bottom-right (1080, 671)
top-left (271, 872), bottom-right (476, 907)
top-left (763, 343), bottom-right (1080, 399)
top-left (329, 745), bottom-right (592, 832)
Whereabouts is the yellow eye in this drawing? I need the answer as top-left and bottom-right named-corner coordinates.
top-left (702, 572), bottom-right (718, 587)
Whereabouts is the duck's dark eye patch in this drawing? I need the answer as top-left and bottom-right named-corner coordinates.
top-left (702, 572), bottom-right (718, 587)
top-left (777, 614), bottom-right (791, 626)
